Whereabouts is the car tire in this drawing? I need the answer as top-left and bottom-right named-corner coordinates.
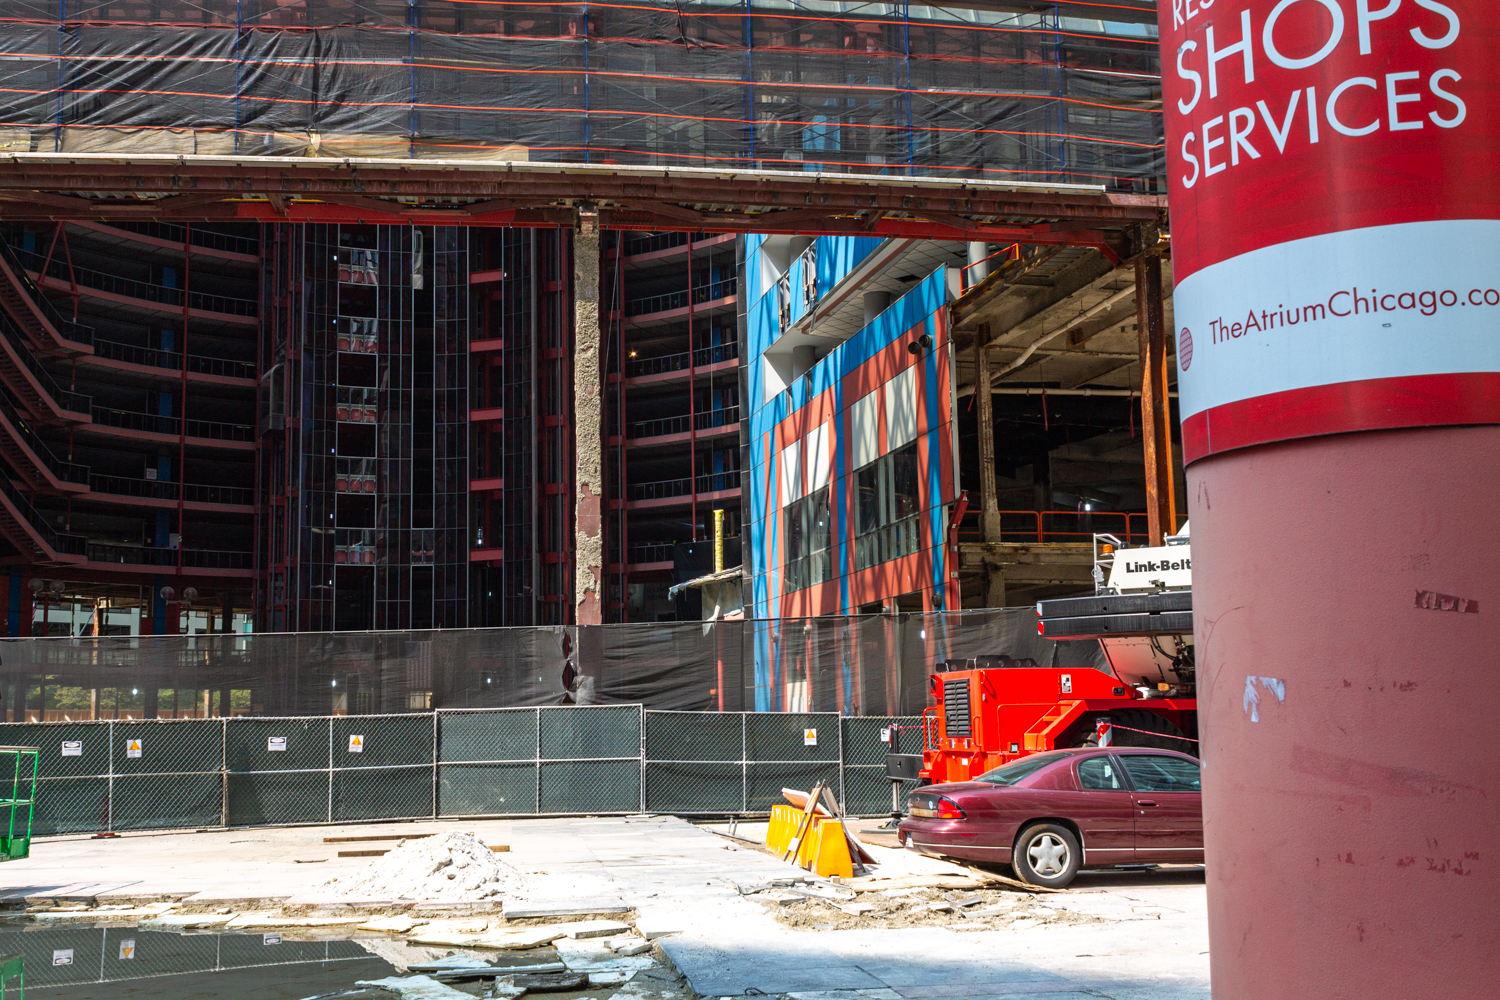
top-left (1060, 708), bottom-right (1187, 751)
top-left (1109, 708), bottom-right (1189, 751)
top-left (1012, 823), bottom-right (1081, 888)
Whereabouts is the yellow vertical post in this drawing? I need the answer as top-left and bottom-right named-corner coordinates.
top-left (713, 509), bottom-right (724, 573)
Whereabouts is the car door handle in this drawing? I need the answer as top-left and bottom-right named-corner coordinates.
top-left (1138, 800), bottom-right (1158, 807)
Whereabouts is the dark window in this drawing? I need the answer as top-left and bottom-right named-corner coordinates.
top-left (1078, 756), bottom-right (1126, 790)
top-left (974, 751), bottom-right (1070, 786)
top-left (784, 485), bottom-right (832, 593)
top-left (853, 441), bottom-right (924, 571)
top-left (1121, 755), bottom-right (1201, 792)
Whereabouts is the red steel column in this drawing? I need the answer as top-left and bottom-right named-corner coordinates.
top-left (1159, 3), bottom-right (1500, 997)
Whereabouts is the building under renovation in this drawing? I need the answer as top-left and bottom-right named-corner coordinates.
top-left (744, 234), bottom-right (1182, 620)
top-left (0, 0), bottom-right (1167, 634)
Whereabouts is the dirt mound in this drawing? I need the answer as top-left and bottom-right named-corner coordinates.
top-left (324, 831), bottom-right (527, 902)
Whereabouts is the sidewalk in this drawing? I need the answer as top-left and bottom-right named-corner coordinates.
top-left (0, 817), bottom-right (1209, 999)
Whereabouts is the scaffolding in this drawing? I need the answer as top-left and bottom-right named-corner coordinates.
top-left (0, 0), bottom-right (1163, 189)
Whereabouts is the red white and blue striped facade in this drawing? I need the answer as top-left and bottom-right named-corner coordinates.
top-left (745, 236), bottom-right (960, 623)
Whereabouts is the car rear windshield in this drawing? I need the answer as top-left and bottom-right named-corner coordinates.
top-left (973, 751), bottom-right (1071, 786)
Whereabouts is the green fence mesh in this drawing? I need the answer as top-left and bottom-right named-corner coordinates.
top-left (0, 707), bottom-right (926, 831)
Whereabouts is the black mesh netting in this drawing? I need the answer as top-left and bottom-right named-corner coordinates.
top-left (0, 2), bottom-right (1163, 188)
top-left (0, 608), bottom-right (1106, 717)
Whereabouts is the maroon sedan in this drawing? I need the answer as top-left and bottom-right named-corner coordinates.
top-left (896, 747), bottom-right (1202, 888)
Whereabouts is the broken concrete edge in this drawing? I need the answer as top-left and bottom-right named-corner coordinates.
top-left (5, 898), bottom-right (634, 932)
top-left (503, 898), bottom-right (631, 920)
top-left (644, 932), bottom-right (696, 997)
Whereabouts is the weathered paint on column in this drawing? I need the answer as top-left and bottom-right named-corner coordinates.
top-left (1159, 2), bottom-right (1500, 997)
top-left (573, 214), bottom-right (603, 625)
top-left (1134, 255), bottom-right (1173, 545)
top-left (974, 328), bottom-right (1002, 543)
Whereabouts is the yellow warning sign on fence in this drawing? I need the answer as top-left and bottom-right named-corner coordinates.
top-left (126, 739), bottom-right (142, 759)
top-left (348, 734), bottom-right (364, 753)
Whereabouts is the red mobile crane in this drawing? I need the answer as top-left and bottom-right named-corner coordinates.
top-left (918, 529), bottom-right (1198, 784)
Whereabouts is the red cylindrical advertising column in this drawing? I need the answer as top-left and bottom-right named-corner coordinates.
top-left (1157, 2), bottom-right (1500, 996)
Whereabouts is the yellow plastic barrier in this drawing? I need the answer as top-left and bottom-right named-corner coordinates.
top-left (765, 804), bottom-right (854, 878)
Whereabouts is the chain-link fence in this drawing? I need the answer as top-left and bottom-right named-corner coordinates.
top-left (0, 709), bottom-right (925, 834)
top-left (7, 926), bottom-right (379, 991)
top-left (436, 706), bottom-right (645, 817)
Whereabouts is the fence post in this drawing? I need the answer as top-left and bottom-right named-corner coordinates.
top-left (106, 719), bottom-right (114, 835)
top-left (740, 712), bottom-right (748, 814)
top-left (431, 710), bottom-right (439, 820)
top-left (326, 717), bottom-right (334, 824)
top-left (534, 707), bottom-right (542, 816)
top-left (220, 717), bottom-right (228, 829)
top-left (637, 705), bottom-right (646, 812)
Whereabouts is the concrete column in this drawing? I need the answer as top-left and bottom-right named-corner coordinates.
top-left (974, 331), bottom-right (1001, 543)
top-left (573, 213), bottom-right (604, 625)
top-left (862, 290), bottom-right (891, 327)
top-left (1156, 9), bottom-right (1500, 998)
top-left (983, 562), bottom-right (1006, 609)
top-left (966, 242), bottom-right (990, 285)
top-left (1134, 255), bottom-right (1174, 545)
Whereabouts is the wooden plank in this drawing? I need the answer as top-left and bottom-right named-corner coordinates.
top-left (323, 834), bottom-right (434, 844)
top-left (337, 849), bottom-right (389, 858)
top-left (781, 781), bottom-right (825, 864)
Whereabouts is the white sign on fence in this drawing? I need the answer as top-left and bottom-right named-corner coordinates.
top-left (61, 741), bottom-right (82, 757)
top-left (263, 933), bottom-right (281, 946)
top-left (126, 739), bottom-right (142, 759)
top-left (348, 734), bottom-right (364, 753)
top-left (53, 949), bottom-right (73, 966)
top-left (804, 728), bottom-right (817, 746)
top-left (118, 939), bottom-right (135, 960)
top-left (268, 737), bottom-right (287, 752)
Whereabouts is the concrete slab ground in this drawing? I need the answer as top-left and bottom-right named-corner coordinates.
top-left (0, 817), bottom-right (1208, 999)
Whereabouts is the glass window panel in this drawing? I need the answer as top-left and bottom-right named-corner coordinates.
top-left (1122, 755), bottom-right (1201, 792)
top-left (1078, 756), bottom-right (1125, 790)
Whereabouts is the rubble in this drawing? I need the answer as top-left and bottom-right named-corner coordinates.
top-left (323, 831), bottom-right (527, 903)
top-left (356, 974), bottom-right (473, 999)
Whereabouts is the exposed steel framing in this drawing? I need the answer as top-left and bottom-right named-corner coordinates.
top-left (0, 156), bottom-right (1163, 259)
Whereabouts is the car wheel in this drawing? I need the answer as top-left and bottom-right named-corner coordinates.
top-left (1012, 823), bottom-right (1081, 888)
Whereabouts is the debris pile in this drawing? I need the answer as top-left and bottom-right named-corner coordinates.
top-left (324, 831), bottom-right (527, 902)
top-left (733, 875), bottom-right (1099, 932)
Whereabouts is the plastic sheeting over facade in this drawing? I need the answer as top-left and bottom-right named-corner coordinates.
top-left (0, 1), bottom-right (1163, 187)
top-left (0, 607), bottom-right (1105, 717)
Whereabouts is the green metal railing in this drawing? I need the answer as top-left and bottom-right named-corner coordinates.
top-left (0, 746), bottom-right (37, 861)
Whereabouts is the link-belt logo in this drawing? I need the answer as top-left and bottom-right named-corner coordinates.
top-left (1124, 557), bottom-right (1192, 573)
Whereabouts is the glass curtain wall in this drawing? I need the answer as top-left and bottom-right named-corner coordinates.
top-left (264, 223), bottom-right (469, 632)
